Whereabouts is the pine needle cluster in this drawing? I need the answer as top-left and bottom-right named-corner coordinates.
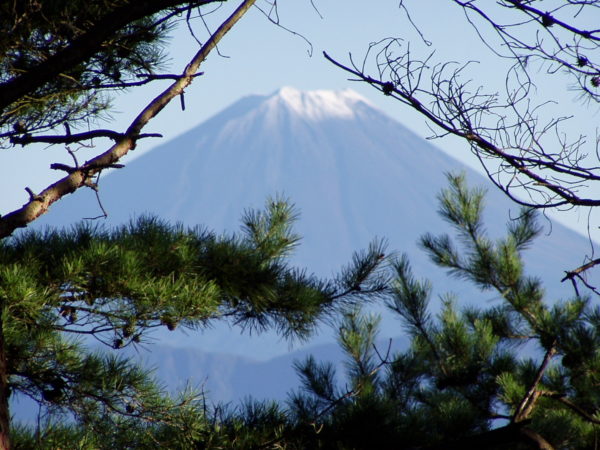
top-left (7, 177), bottom-right (599, 449)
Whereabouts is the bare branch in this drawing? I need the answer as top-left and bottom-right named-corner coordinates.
top-left (562, 258), bottom-right (600, 296)
top-left (561, 257), bottom-right (600, 281)
top-left (78, 72), bottom-right (204, 90)
top-left (10, 130), bottom-right (162, 146)
top-left (0, 0), bottom-right (258, 240)
top-left (451, 0), bottom-right (600, 103)
top-left (324, 50), bottom-right (600, 211)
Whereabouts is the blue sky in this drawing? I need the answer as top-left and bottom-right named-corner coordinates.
top-left (2, 0), bottom-right (599, 242)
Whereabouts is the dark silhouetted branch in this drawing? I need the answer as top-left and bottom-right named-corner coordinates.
top-left (11, 130), bottom-right (162, 146)
top-left (513, 342), bottom-right (556, 423)
top-left (324, 51), bottom-right (600, 210)
top-left (0, 1), bottom-right (217, 112)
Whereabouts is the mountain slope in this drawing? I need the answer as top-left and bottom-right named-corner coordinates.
top-left (37, 87), bottom-right (591, 359)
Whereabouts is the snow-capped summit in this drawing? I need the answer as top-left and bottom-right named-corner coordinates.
top-left (264, 86), bottom-right (372, 121)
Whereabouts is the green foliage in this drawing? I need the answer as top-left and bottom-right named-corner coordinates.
top-left (12, 386), bottom-right (211, 449)
top-left (279, 174), bottom-right (600, 449)
top-left (2, 198), bottom-right (388, 445)
top-left (8, 174), bottom-right (600, 448)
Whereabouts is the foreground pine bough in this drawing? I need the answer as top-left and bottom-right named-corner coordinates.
top-left (2, 198), bottom-right (388, 448)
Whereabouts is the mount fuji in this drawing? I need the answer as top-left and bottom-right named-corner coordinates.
top-left (37, 87), bottom-right (591, 361)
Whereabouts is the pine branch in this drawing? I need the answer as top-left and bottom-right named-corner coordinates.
top-left (257, 355), bottom-right (389, 449)
top-left (512, 342), bottom-right (557, 423)
top-left (541, 391), bottom-right (600, 425)
top-left (0, 0), bottom-right (258, 239)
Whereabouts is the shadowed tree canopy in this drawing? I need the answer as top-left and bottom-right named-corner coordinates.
top-left (277, 176), bottom-right (600, 450)
top-left (0, 2), bottom-right (316, 448)
top-left (2, 0), bottom-right (169, 137)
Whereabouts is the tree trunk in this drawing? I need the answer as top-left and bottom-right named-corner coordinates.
top-left (0, 310), bottom-right (10, 450)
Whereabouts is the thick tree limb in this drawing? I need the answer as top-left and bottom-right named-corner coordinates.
top-left (518, 427), bottom-right (555, 450)
top-left (10, 130), bottom-right (162, 146)
top-left (0, 0), bottom-right (258, 240)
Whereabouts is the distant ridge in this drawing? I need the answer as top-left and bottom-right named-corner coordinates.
top-left (12, 336), bottom-right (409, 424)
top-left (37, 87), bottom-right (592, 359)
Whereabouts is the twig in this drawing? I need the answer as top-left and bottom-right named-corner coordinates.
top-left (513, 341), bottom-right (556, 423)
top-left (562, 258), bottom-right (600, 281)
top-left (24, 188), bottom-right (43, 202)
top-left (541, 391), bottom-right (600, 425)
top-left (84, 172), bottom-right (109, 220)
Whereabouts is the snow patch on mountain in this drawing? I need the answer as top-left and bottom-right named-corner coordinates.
top-left (264, 86), bottom-right (372, 121)
top-left (36, 87), bottom-right (593, 359)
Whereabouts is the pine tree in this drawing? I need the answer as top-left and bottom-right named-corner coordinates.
top-left (11, 177), bottom-right (599, 449)
top-left (284, 174), bottom-right (600, 449)
top-left (1, 199), bottom-right (388, 449)
top-left (0, 0), bottom-right (172, 138)
top-left (0, 4), bottom-right (261, 446)
top-left (0, 0), bottom-right (258, 239)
